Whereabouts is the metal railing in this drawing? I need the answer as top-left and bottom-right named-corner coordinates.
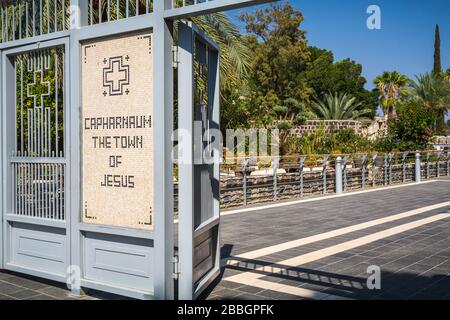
top-left (0, 0), bottom-right (261, 44)
top-left (0, 0), bottom-right (156, 42)
top-left (11, 156), bottom-right (65, 220)
top-left (173, 150), bottom-right (450, 212)
top-left (9, 46), bottom-right (67, 221)
top-left (0, 0), bottom-right (70, 43)
top-left (87, 0), bottom-right (153, 25)
top-left (172, 0), bottom-right (215, 9)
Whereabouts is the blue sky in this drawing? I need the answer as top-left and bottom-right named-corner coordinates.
top-left (227, 0), bottom-right (450, 118)
top-left (229, 0), bottom-right (450, 87)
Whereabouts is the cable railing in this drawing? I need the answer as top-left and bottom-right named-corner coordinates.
top-left (173, 150), bottom-right (450, 212)
top-left (421, 151), bottom-right (450, 179)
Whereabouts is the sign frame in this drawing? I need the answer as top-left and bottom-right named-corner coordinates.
top-left (69, 14), bottom-right (173, 300)
top-left (80, 30), bottom-right (154, 231)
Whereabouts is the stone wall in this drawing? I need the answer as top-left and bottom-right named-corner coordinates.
top-left (432, 136), bottom-right (450, 145)
top-left (289, 118), bottom-right (391, 140)
top-left (365, 117), bottom-right (388, 140)
top-left (290, 120), bottom-right (364, 136)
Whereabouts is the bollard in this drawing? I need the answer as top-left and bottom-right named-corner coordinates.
top-left (335, 157), bottom-right (343, 194)
top-left (415, 152), bottom-right (421, 183)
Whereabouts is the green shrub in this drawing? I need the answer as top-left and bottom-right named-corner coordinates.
top-left (387, 101), bottom-right (434, 151)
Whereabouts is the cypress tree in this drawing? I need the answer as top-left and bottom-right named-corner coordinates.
top-left (433, 24), bottom-right (441, 75)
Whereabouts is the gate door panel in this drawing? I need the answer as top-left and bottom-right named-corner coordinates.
top-left (178, 22), bottom-right (221, 300)
top-left (2, 39), bottom-right (69, 281)
top-left (74, 29), bottom-right (158, 299)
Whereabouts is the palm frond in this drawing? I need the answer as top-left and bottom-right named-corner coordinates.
top-left (312, 92), bottom-right (370, 120)
top-left (193, 13), bottom-right (251, 90)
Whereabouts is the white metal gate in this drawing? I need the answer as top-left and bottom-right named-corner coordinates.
top-left (178, 21), bottom-right (221, 300)
top-left (1, 38), bottom-right (70, 282)
top-left (0, 0), bottom-right (271, 300)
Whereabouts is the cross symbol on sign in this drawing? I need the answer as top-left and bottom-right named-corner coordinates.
top-left (102, 56), bottom-right (130, 96)
top-left (27, 70), bottom-right (51, 108)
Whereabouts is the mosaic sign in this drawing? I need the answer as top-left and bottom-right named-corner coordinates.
top-left (81, 30), bottom-right (153, 230)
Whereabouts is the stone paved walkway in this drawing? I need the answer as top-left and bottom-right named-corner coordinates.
top-left (1, 178), bottom-right (449, 300)
top-left (202, 178), bottom-right (450, 300)
top-left (0, 271), bottom-right (129, 300)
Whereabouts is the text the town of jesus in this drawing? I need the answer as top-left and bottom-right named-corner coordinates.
top-left (84, 115), bottom-right (151, 188)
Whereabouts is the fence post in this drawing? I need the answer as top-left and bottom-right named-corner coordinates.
top-left (273, 157), bottom-right (278, 201)
top-left (384, 153), bottom-right (388, 186)
top-left (299, 156), bottom-right (306, 198)
top-left (342, 155), bottom-right (349, 191)
top-left (372, 154), bottom-right (377, 188)
top-left (447, 152), bottom-right (450, 177)
top-left (243, 159), bottom-right (248, 206)
top-left (415, 152), bottom-right (421, 183)
top-left (426, 153), bottom-right (430, 179)
top-left (388, 153), bottom-right (393, 185)
top-left (323, 155), bottom-right (329, 195)
top-left (436, 152), bottom-right (441, 178)
top-left (335, 157), bottom-right (343, 194)
top-left (360, 155), bottom-right (367, 189)
top-left (402, 152), bottom-right (408, 183)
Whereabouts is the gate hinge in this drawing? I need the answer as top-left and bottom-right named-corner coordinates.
top-left (172, 46), bottom-right (180, 68)
top-left (173, 255), bottom-right (180, 279)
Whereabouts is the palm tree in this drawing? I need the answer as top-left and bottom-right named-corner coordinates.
top-left (311, 92), bottom-right (372, 120)
top-left (409, 73), bottom-right (450, 132)
top-left (445, 68), bottom-right (450, 83)
top-left (373, 71), bottom-right (410, 117)
top-left (193, 14), bottom-right (251, 90)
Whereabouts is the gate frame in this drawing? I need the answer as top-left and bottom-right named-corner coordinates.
top-left (177, 21), bottom-right (221, 300)
top-left (0, 46), bottom-right (2, 271)
top-left (68, 9), bottom-right (174, 300)
top-left (0, 4), bottom-right (175, 300)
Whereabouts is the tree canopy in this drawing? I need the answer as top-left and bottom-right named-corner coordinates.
top-left (240, 2), bottom-right (312, 122)
top-left (311, 92), bottom-right (372, 121)
top-left (235, 3), bottom-right (377, 128)
top-left (303, 47), bottom-right (378, 118)
top-left (433, 24), bottom-right (442, 75)
top-left (409, 73), bottom-right (450, 133)
top-left (373, 71), bottom-right (410, 116)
